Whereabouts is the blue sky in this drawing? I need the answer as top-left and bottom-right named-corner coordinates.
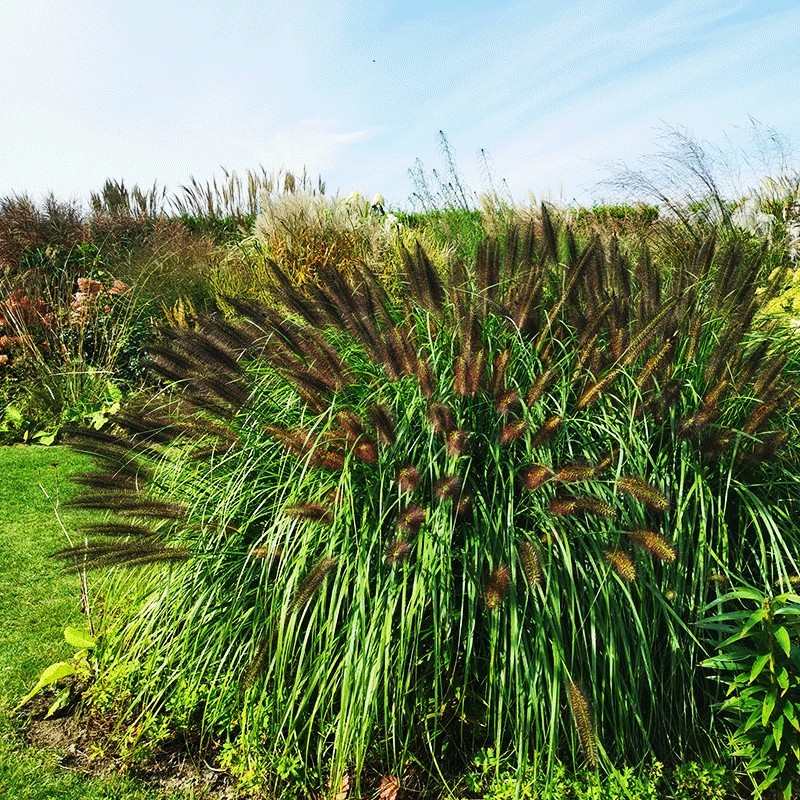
top-left (1, 0), bottom-right (798, 207)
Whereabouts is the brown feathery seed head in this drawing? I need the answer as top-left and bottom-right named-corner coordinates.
top-left (548, 498), bottom-right (578, 516)
top-left (603, 549), bottom-right (637, 581)
top-left (517, 540), bottom-right (543, 588)
top-left (549, 497), bottom-right (615, 518)
top-left (313, 450), bottom-right (347, 471)
top-left (446, 429), bottom-right (470, 457)
top-left (677, 415), bottom-right (699, 439)
top-left (699, 427), bottom-right (734, 459)
top-left (67, 494), bottom-right (187, 520)
top-left (435, 475), bottom-right (462, 501)
top-left (369, 404), bottom-right (396, 445)
top-left (496, 389), bottom-right (521, 415)
top-left (523, 464), bottom-right (552, 491)
top-left (83, 522), bottom-right (155, 538)
top-left (484, 564), bottom-right (511, 610)
top-left (499, 418), bottom-right (528, 445)
top-left (397, 464), bottom-right (421, 493)
top-left (611, 328), bottom-right (627, 362)
top-left (635, 338), bottom-right (674, 389)
top-left (626, 530), bottom-right (677, 563)
top-left (753, 354), bottom-right (787, 398)
top-left (353, 439), bottom-right (379, 465)
top-left (378, 340), bottom-right (401, 380)
top-left (570, 334), bottom-right (599, 384)
top-left (53, 542), bottom-right (191, 570)
top-left (751, 430), bottom-right (790, 462)
top-left (456, 494), bottom-right (473, 520)
top-left (531, 414), bottom-right (562, 448)
top-left (693, 408), bottom-right (718, 430)
top-left (526, 369), bottom-right (554, 406)
top-left (384, 538), bottom-right (412, 566)
top-left (491, 349), bottom-right (511, 395)
top-left (617, 477), bottom-right (669, 512)
top-left (592, 452), bottom-right (616, 476)
top-left (576, 370), bottom-right (620, 411)
top-left (416, 358), bottom-right (436, 397)
top-left (292, 557), bottom-right (337, 611)
top-left (427, 402), bottom-right (455, 435)
top-left (567, 681), bottom-right (598, 769)
top-left (743, 401), bottom-right (778, 436)
top-left (252, 545), bottom-right (283, 562)
top-left (268, 425), bottom-right (315, 455)
top-left (398, 504), bottom-right (427, 534)
top-left (679, 404), bottom-right (718, 436)
top-left (336, 410), bottom-right (365, 442)
top-left (283, 503), bottom-right (334, 524)
top-left (390, 325), bottom-right (417, 376)
top-left (453, 354), bottom-right (468, 396)
top-left (701, 378), bottom-right (729, 412)
top-left (554, 463), bottom-right (596, 483)
top-left (465, 350), bottom-right (486, 396)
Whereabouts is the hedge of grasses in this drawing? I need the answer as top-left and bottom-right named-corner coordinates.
top-left (57, 208), bottom-right (800, 797)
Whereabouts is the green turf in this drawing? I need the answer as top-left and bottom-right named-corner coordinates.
top-left (0, 445), bottom-right (197, 800)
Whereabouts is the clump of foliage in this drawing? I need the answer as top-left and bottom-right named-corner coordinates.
top-left (702, 587), bottom-right (800, 799)
top-left (62, 210), bottom-right (800, 796)
top-left (0, 274), bottom-right (152, 441)
top-left (465, 750), bottom-right (735, 800)
top-left (253, 190), bottom-right (396, 280)
top-left (210, 181), bottom-right (410, 308)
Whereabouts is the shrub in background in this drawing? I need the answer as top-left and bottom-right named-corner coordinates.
top-left (59, 209), bottom-right (800, 796)
top-left (254, 190), bottom-right (396, 279)
top-left (0, 273), bottom-right (153, 440)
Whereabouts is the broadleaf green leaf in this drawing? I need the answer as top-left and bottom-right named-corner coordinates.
top-left (774, 625), bottom-right (791, 658)
top-left (750, 653), bottom-right (771, 682)
top-left (63, 627), bottom-right (96, 650)
top-left (763, 688), bottom-right (778, 727)
top-left (15, 661), bottom-right (75, 709)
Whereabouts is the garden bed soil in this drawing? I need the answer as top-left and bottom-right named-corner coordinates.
top-left (20, 690), bottom-right (235, 799)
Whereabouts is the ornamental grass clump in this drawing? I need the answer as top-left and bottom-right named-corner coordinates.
top-left (63, 210), bottom-right (800, 794)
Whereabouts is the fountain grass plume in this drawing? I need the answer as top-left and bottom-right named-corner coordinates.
top-left (66, 216), bottom-right (800, 795)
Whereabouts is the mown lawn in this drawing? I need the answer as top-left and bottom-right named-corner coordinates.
top-left (0, 445), bottom-right (188, 800)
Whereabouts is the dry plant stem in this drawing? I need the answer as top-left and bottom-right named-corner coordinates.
top-left (39, 481), bottom-right (94, 637)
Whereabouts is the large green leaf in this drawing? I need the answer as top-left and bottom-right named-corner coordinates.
top-left (774, 625), bottom-right (791, 658)
top-left (63, 626), bottom-right (96, 650)
top-left (15, 661), bottom-right (75, 709)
